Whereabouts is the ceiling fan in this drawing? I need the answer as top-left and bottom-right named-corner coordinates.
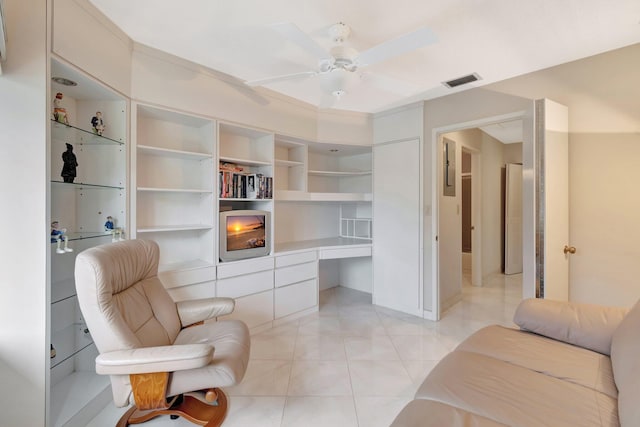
top-left (245, 22), bottom-right (437, 105)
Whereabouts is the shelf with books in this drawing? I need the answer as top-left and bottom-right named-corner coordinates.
top-left (219, 161), bottom-right (273, 200)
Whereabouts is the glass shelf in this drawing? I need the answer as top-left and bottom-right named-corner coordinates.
top-left (51, 180), bottom-right (125, 190)
top-left (51, 120), bottom-right (124, 146)
top-left (50, 322), bottom-right (93, 369)
top-left (50, 231), bottom-right (116, 243)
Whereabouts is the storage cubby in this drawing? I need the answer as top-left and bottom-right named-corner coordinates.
top-left (218, 123), bottom-right (274, 201)
top-left (274, 136), bottom-right (307, 196)
top-left (134, 104), bottom-right (216, 271)
top-left (49, 58), bottom-right (126, 427)
top-left (340, 203), bottom-right (373, 239)
top-left (307, 145), bottom-right (372, 201)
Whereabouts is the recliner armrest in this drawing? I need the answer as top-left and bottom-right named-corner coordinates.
top-left (176, 297), bottom-right (235, 327)
top-left (514, 298), bottom-right (628, 355)
top-left (95, 344), bottom-right (213, 375)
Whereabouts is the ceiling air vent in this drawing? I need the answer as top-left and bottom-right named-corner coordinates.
top-left (443, 73), bottom-right (481, 89)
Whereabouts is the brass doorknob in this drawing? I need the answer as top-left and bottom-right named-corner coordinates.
top-left (563, 245), bottom-right (576, 255)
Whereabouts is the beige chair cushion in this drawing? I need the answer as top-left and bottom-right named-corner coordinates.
top-left (391, 399), bottom-right (509, 427)
top-left (611, 300), bottom-right (640, 427)
top-left (458, 325), bottom-right (617, 398)
top-left (170, 319), bottom-right (250, 396)
top-left (415, 350), bottom-right (619, 427)
top-left (514, 298), bottom-right (628, 356)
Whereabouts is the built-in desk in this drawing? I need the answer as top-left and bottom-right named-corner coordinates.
top-left (274, 237), bottom-right (372, 258)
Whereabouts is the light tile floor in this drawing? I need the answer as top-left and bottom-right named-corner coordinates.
top-left (87, 273), bottom-right (522, 427)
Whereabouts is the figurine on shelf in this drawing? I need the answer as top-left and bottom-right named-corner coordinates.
top-left (111, 228), bottom-right (125, 242)
top-left (51, 221), bottom-right (73, 253)
top-left (50, 220), bottom-right (66, 243)
top-left (61, 143), bottom-right (78, 183)
top-left (91, 111), bottom-right (105, 136)
top-left (52, 92), bottom-right (69, 125)
top-left (104, 215), bottom-right (115, 231)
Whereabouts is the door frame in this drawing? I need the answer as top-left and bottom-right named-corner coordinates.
top-left (431, 110), bottom-right (533, 320)
top-left (460, 145), bottom-right (482, 287)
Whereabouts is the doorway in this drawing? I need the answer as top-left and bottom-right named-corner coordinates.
top-left (437, 120), bottom-right (524, 315)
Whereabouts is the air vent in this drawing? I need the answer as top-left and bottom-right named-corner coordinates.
top-left (443, 73), bottom-right (481, 89)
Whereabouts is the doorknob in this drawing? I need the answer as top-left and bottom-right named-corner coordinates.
top-left (563, 245), bottom-right (576, 255)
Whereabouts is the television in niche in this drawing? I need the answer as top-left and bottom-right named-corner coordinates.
top-left (219, 210), bottom-right (271, 262)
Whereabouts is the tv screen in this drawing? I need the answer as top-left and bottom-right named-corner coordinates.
top-left (226, 214), bottom-right (266, 251)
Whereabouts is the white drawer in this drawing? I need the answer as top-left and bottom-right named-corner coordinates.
top-left (275, 279), bottom-right (318, 318)
top-left (275, 261), bottom-right (317, 288)
top-left (167, 280), bottom-right (216, 302)
top-left (275, 251), bottom-right (317, 268)
top-left (159, 265), bottom-right (216, 289)
top-left (220, 290), bottom-right (273, 329)
top-left (319, 246), bottom-right (372, 260)
top-left (217, 257), bottom-right (274, 279)
top-left (217, 270), bottom-right (274, 299)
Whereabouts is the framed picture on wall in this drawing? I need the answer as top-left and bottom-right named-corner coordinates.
top-left (444, 138), bottom-right (456, 196)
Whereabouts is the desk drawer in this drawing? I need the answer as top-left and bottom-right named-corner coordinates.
top-left (275, 251), bottom-right (317, 268)
top-left (275, 279), bottom-right (317, 318)
top-left (167, 280), bottom-right (216, 302)
top-left (319, 246), bottom-right (371, 260)
top-left (217, 270), bottom-right (274, 299)
top-left (159, 265), bottom-right (216, 289)
top-left (275, 261), bottom-right (317, 288)
top-left (217, 257), bottom-right (273, 279)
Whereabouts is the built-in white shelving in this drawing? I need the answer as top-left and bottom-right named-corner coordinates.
top-left (134, 104), bottom-right (216, 270)
top-left (49, 58), bottom-right (128, 427)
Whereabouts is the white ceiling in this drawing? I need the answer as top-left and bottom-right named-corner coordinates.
top-left (480, 120), bottom-right (523, 144)
top-left (88, 0), bottom-right (640, 113)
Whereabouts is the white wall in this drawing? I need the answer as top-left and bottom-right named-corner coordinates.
top-left (480, 131), bottom-right (506, 277)
top-left (52, 0), bottom-right (132, 96)
top-left (0, 0), bottom-right (48, 425)
top-left (487, 43), bottom-right (640, 306)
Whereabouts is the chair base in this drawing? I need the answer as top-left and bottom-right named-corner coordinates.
top-left (116, 388), bottom-right (228, 427)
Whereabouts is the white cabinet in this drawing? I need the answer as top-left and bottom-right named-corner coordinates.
top-left (133, 104), bottom-right (216, 283)
top-left (373, 138), bottom-right (422, 316)
top-left (49, 58), bottom-right (126, 427)
top-left (274, 251), bottom-right (318, 319)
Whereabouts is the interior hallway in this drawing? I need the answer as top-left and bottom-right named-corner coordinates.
top-left (88, 276), bottom-right (522, 427)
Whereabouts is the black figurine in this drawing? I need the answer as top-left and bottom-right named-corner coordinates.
top-left (61, 143), bottom-right (78, 183)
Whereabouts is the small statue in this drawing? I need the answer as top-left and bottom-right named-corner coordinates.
top-left (50, 221), bottom-right (66, 243)
top-left (51, 221), bottom-right (73, 253)
top-left (91, 112), bottom-right (105, 136)
top-left (61, 143), bottom-right (78, 183)
top-left (104, 215), bottom-right (115, 231)
top-left (52, 92), bottom-right (69, 125)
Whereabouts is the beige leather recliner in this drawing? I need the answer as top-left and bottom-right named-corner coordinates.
top-left (75, 239), bottom-right (251, 427)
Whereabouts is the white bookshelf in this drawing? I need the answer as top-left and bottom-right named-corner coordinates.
top-left (134, 104), bottom-right (216, 270)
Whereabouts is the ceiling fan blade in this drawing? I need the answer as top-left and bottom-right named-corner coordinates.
top-left (356, 26), bottom-right (436, 67)
top-left (272, 22), bottom-right (332, 60)
top-left (361, 72), bottom-right (420, 97)
top-left (245, 71), bottom-right (317, 87)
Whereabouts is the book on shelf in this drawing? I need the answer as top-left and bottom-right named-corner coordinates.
top-left (219, 169), bottom-right (272, 199)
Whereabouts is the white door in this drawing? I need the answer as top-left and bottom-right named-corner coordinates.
top-left (537, 99), bottom-right (570, 300)
top-left (373, 138), bottom-right (421, 316)
top-left (505, 163), bottom-right (523, 274)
